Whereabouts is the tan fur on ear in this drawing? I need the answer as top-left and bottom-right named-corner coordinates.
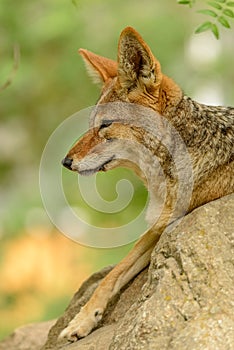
top-left (79, 49), bottom-right (117, 84)
top-left (117, 27), bottom-right (162, 89)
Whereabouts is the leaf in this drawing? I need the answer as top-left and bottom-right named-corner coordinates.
top-left (198, 9), bottom-right (218, 17)
top-left (215, 0), bottom-right (226, 3)
top-left (195, 21), bottom-right (213, 33)
top-left (223, 8), bottom-right (234, 17)
top-left (227, 1), bottom-right (234, 6)
top-left (218, 15), bottom-right (231, 27)
top-left (211, 23), bottom-right (220, 38)
top-left (71, 0), bottom-right (78, 7)
top-left (207, 1), bottom-right (223, 10)
top-left (177, 0), bottom-right (191, 4)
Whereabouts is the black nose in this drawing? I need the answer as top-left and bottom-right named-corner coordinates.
top-left (62, 157), bottom-right (72, 170)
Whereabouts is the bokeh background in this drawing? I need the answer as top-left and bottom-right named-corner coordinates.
top-left (1, 0), bottom-right (234, 340)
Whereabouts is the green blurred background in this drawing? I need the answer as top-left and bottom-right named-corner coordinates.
top-left (0, 0), bottom-right (233, 340)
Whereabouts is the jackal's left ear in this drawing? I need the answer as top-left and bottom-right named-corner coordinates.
top-left (79, 49), bottom-right (117, 84)
top-left (118, 27), bottom-right (162, 90)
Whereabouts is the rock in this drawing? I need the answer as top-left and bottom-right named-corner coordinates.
top-left (0, 320), bottom-right (56, 350)
top-left (110, 193), bottom-right (234, 350)
top-left (1, 194), bottom-right (233, 350)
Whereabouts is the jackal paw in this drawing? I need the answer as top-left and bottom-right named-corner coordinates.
top-left (59, 307), bottom-right (104, 342)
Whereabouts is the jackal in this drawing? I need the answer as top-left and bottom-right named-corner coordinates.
top-left (60, 27), bottom-right (234, 341)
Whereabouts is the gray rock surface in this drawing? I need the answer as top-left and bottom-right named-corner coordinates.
top-left (0, 320), bottom-right (56, 350)
top-left (1, 194), bottom-right (233, 350)
top-left (110, 193), bottom-right (234, 350)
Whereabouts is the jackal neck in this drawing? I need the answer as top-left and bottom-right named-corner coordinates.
top-left (159, 75), bottom-right (183, 115)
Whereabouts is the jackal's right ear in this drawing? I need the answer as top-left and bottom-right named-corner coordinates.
top-left (79, 49), bottom-right (117, 84)
top-left (117, 27), bottom-right (162, 90)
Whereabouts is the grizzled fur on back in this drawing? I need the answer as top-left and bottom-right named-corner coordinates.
top-left (173, 96), bottom-right (234, 157)
top-left (167, 96), bottom-right (234, 209)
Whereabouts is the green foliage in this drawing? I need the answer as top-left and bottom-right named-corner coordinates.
top-left (177, 0), bottom-right (196, 6)
top-left (177, 0), bottom-right (234, 38)
top-left (198, 9), bottom-right (218, 17)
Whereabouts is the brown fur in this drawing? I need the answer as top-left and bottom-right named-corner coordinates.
top-left (60, 27), bottom-right (234, 341)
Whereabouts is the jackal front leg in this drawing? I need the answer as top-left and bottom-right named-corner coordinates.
top-left (59, 229), bottom-right (159, 341)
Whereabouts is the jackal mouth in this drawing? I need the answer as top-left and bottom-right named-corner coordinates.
top-left (78, 155), bottom-right (115, 176)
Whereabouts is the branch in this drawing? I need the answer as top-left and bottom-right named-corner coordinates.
top-left (0, 44), bottom-right (20, 93)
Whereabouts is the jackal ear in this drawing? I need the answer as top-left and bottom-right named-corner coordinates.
top-left (79, 49), bottom-right (117, 84)
top-left (117, 27), bottom-right (162, 90)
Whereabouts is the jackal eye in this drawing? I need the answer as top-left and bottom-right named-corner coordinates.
top-left (99, 120), bottom-right (112, 129)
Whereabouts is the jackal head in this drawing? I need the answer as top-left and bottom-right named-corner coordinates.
top-left (62, 27), bottom-right (182, 186)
